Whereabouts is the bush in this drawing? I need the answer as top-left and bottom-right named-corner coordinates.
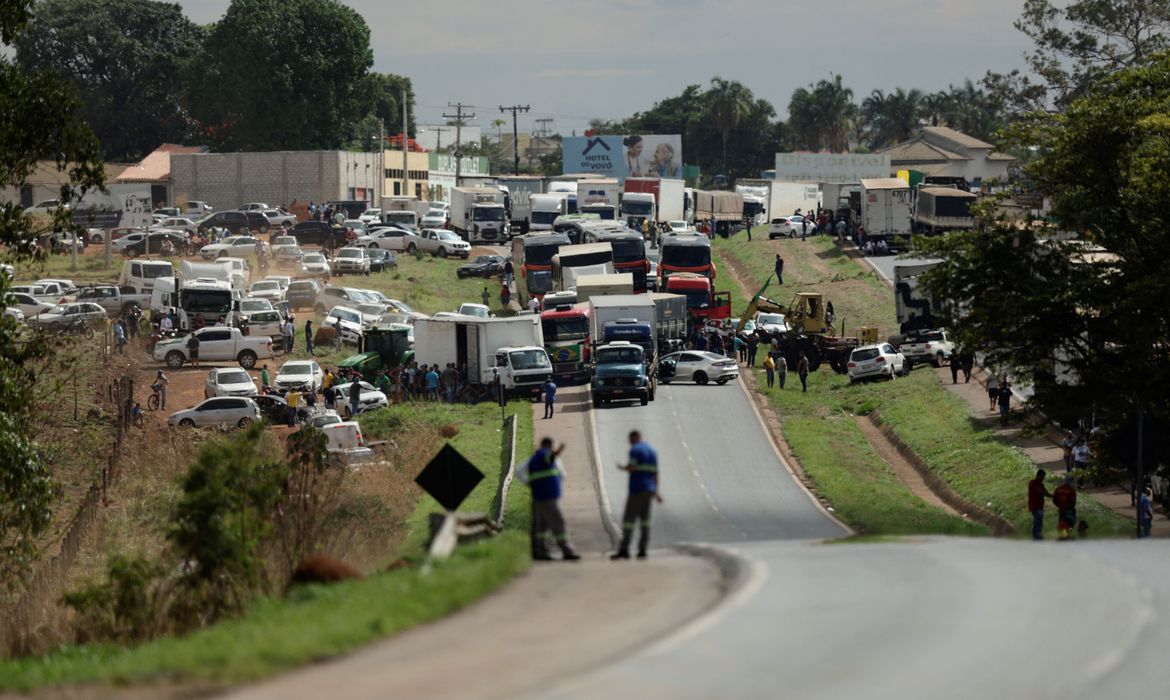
top-left (61, 555), bottom-right (166, 644)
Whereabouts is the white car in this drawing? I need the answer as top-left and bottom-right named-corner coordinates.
top-left (323, 305), bottom-right (365, 343)
top-left (847, 343), bottom-right (907, 383)
top-left (200, 235), bottom-right (266, 260)
top-left (359, 208), bottom-right (382, 224)
top-left (768, 215), bottom-right (812, 239)
top-left (420, 212), bottom-right (446, 228)
top-left (457, 303), bottom-right (490, 318)
top-left (36, 278), bottom-right (78, 294)
top-left (657, 351), bottom-right (740, 385)
top-left (755, 312), bottom-right (789, 335)
top-left (667, 220), bottom-right (693, 234)
top-left (384, 298), bottom-right (428, 321)
top-left (343, 219), bottom-right (367, 236)
top-left (113, 232), bottom-right (148, 253)
top-left (274, 359), bottom-right (324, 393)
top-left (262, 209), bottom-right (297, 227)
top-left (264, 275), bottom-right (292, 290)
top-left (331, 380), bottom-right (389, 418)
top-left (204, 367), bottom-right (259, 398)
top-left (169, 396), bottom-right (261, 428)
top-left (27, 301), bottom-right (106, 329)
top-left (248, 280), bottom-right (284, 303)
top-left (239, 202), bottom-right (270, 212)
top-left (5, 307), bottom-right (25, 324)
top-left (299, 252), bottom-right (331, 278)
top-left (237, 297), bottom-right (274, 317)
top-left (416, 229), bottom-right (471, 258)
top-left (331, 247), bottom-right (371, 276)
top-left (5, 292), bottom-right (55, 318)
top-left (154, 217), bottom-right (198, 235)
top-left (354, 303), bottom-right (390, 327)
top-left (356, 228), bottom-right (418, 251)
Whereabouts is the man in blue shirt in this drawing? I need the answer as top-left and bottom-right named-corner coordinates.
top-left (541, 379), bottom-right (557, 419)
top-left (520, 438), bottom-right (580, 561)
top-left (612, 430), bottom-right (663, 560)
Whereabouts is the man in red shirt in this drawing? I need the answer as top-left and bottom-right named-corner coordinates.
top-left (1052, 476), bottom-right (1078, 540)
top-left (1028, 470), bottom-right (1052, 540)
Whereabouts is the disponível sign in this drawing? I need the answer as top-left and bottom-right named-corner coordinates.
top-left (773, 153), bottom-right (891, 185)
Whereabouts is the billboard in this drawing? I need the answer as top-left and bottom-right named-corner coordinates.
top-left (773, 153), bottom-right (891, 184)
top-left (563, 135), bottom-right (682, 180)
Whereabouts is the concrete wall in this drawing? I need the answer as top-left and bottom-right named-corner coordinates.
top-left (171, 151), bottom-right (382, 211)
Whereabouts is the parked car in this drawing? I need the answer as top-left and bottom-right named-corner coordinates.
top-left (154, 217), bottom-right (198, 235)
top-left (264, 275), bottom-right (292, 290)
top-left (456, 255), bottom-right (504, 279)
top-left (353, 303), bottom-right (390, 327)
top-left (755, 312), bottom-right (789, 335)
top-left (243, 309), bottom-right (284, 338)
top-left (75, 285), bottom-right (151, 315)
top-left (331, 247), bottom-right (371, 276)
top-left (356, 227), bottom-right (416, 251)
top-left (153, 326), bottom-right (275, 369)
top-left (291, 221), bottom-right (346, 247)
top-left (113, 231), bottom-right (148, 252)
top-left (89, 226), bottom-right (143, 244)
top-left (26, 302), bottom-right (106, 330)
top-left (204, 367), bottom-right (259, 398)
top-left (168, 396), bottom-right (260, 428)
top-left (239, 202), bottom-right (270, 212)
top-left (248, 280), bottom-right (284, 303)
top-left (322, 305), bottom-right (364, 343)
top-left (153, 207), bottom-right (181, 218)
top-left (768, 215), bottom-right (812, 239)
top-left (5, 292), bottom-right (55, 318)
top-left (121, 231), bottom-right (186, 257)
top-left (367, 248), bottom-right (396, 272)
top-left (898, 329), bottom-right (955, 367)
top-left (201, 235), bottom-right (266, 260)
top-left (237, 297), bottom-right (274, 318)
top-left (286, 279), bottom-right (322, 309)
top-left (4, 307), bottom-right (25, 324)
top-left (262, 209), bottom-right (298, 227)
top-left (298, 253), bottom-right (331, 279)
top-left (274, 359), bottom-right (324, 393)
top-left (847, 343), bottom-right (907, 382)
top-left (420, 212), bottom-right (446, 228)
top-left (197, 211), bottom-right (250, 235)
top-left (253, 393), bottom-right (289, 422)
top-left (343, 219), bottom-right (367, 237)
top-left (457, 303), bottom-right (490, 318)
top-left (315, 285), bottom-right (366, 313)
top-left (330, 380), bottom-right (388, 418)
top-left (184, 200), bottom-right (213, 216)
top-left (359, 208), bottom-right (382, 224)
top-left (416, 228), bottom-right (471, 258)
top-left (657, 351), bottom-right (740, 385)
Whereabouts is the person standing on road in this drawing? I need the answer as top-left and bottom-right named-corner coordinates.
top-left (503, 258), bottom-right (514, 286)
top-left (334, 317), bottom-right (343, 352)
top-left (260, 364), bottom-right (270, 389)
top-left (186, 331), bottom-right (200, 367)
top-left (481, 287), bottom-right (491, 308)
top-left (304, 319), bottom-right (314, 354)
top-left (1139, 486), bottom-right (1154, 538)
top-left (282, 317), bottom-right (295, 354)
top-left (998, 381), bottom-right (1013, 425)
top-left (519, 438), bottom-right (580, 561)
top-left (774, 254), bottom-right (784, 285)
top-left (1053, 476), bottom-right (1078, 541)
top-left (286, 387), bottom-right (300, 427)
top-left (776, 350), bottom-right (788, 389)
top-left (986, 373), bottom-right (999, 411)
top-left (613, 430), bottom-right (662, 560)
top-left (113, 318), bottom-right (126, 354)
top-left (540, 378), bottom-right (557, 419)
top-left (1028, 469), bottom-right (1052, 540)
top-left (797, 351), bottom-right (810, 393)
top-left (348, 377), bottom-right (361, 417)
top-left (763, 352), bottom-right (776, 388)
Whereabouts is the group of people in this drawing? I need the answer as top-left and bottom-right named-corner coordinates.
top-left (111, 305), bottom-right (143, 354)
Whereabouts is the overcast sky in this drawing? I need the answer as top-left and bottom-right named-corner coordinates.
top-left (181, 0), bottom-right (1034, 136)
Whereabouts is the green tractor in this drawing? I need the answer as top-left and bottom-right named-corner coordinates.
top-left (337, 324), bottom-right (414, 381)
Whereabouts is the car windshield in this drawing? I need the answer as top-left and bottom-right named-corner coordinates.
top-left (240, 300), bottom-right (270, 312)
top-left (438, 232), bottom-right (461, 241)
top-left (332, 309), bottom-right (361, 323)
top-left (218, 370), bottom-right (251, 384)
top-left (852, 348), bottom-right (880, 361)
top-left (273, 237), bottom-right (295, 245)
top-left (458, 304), bottom-right (489, 318)
top-left (509, 349), bottom-right (550, 370)
top-left (338, 249), bottom-right (362, 258)
top-left (252, 282), bottom-right (279, 291)
top-left (531, 211), bottom-right (559, 225)
top-left (289, 282), bottom-right (316, 293)
top-left (661, 244), bottom-right (711, 268)
top-left (356, 304), bottom-right (386, 316)
top-left (758, 314), bottom-right (785, 325)
top-left (389, 299), bottom-right (415, 314)
top-left (473, 256), bottom-right (500, 264)
top-left (141, 264), bottom-right (171, 279)
top-left (473, 208), bottom-right (504, 222)
top-left (597, 347), bottom-right (642, 364)
top-left (280, 363), bottom-right (312, 376)
top-left (621, 201), bottom-right (652, 216)
top-left (527, 270), bottom-right (553, 295)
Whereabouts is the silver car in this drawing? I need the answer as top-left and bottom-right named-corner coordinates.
top-left (169, 396), bottom-right (260, 428)
top-left (657, 351), bottom-right (740, 386)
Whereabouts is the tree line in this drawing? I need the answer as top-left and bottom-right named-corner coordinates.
top-left (14, 0), bottom-right (415, 161)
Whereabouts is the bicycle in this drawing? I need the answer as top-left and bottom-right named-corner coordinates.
top-left (147, 382), bottom-right (165, 411)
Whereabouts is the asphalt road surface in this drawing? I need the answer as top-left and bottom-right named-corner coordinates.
top-left (593, 379), bottom-right (847, 545)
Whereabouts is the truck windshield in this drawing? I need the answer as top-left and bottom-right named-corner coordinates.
top-left (385, 212), bottom-right (415, 223)
top-left (180, 289), bottom-right (232, 315)
top-left (531, 211), bottom-right (558, 225)
top-left (596, 347), bottom-right (642, 364)
top-left (524, 242), bottom-right (562, 267)
top-left (509, 349), bottom-right (550, 370)
top-left (743, 201), bottom-right (764, 218)
top-left (473, 207), bottom-right (505, 222)
top-left (679, 291), bottom-right (710, 308)
top-left (542, 317), bottom-right (590, 339)
top-left (527, 270), bottom-right (553, 295)
top-left (141, 264), bottom-right (171, 279)
top-left (609, 239), bottom-right (645, 262)
top-left (620, 201), bottom-right (652, 216)
top-left (661, 245), bottom-right (711, 268)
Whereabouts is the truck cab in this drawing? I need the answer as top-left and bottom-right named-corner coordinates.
top-left (495, 345), bottom-right (553, 397)
top-left (590, 340), bottom-right (653, 407)
top-left (664, 273), bottom-right (731, 324)
top-left (337, 324), bottom-right (413, 380)
top-left (619, 192), bottom-right (656, 228)
top-left (541, 305), bottom-right (592, 382)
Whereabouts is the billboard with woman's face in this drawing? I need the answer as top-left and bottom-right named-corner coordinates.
top-left (563, 134), bottom-right (682, 181)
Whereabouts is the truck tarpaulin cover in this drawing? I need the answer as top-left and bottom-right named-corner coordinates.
top-left (562, 135), bottom-right (682, 181)
top-left (695, 191), bottom-right (744, 221)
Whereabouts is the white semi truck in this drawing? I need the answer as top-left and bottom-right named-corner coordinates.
top-left (412, 315), bottom-right (552, 397)
top-left (448, 187), bottom-right (509, 244)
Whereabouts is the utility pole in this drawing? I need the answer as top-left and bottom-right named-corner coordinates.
top-left (402, 88), bottom-right (409, 199)
top-left (499, 104), bottom-right (530, 175)
top-left (443, 102), bottom-right (475, 186)
top-left (431, 126), bottom-right (454, 152)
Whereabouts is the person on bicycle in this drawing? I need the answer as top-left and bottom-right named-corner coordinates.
top-left (152, 369), bottom-right (169, 410)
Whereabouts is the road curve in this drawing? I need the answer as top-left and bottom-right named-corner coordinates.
top-left (593, 379), bottom-right (847, 545)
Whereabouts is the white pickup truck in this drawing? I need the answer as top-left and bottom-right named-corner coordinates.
top-left (898, 329), bottom-right (954, 367)
top-left (415, 228), bottom-right (471, 258)
top-left (75, 285), bottom-right (151, 315)
top-left (153, 326), bottom-right (275, 369)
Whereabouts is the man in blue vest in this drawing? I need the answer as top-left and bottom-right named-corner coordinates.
top-left (612, 430), bottom-right (663, 560)
top-left (520, 438), bottom-right (580, 561)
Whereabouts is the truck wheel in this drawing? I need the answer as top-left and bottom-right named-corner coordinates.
top-left (237, 350), bottom-right (257, 369)
top-left (166, 351), bottom-right (184, 369)
top-left (90, 233), bottom-right (103, 244)
top-left (407, 243), bottom-right (417, 253)
top-left (694, 371), bottom-right (708, 385)
top-left (438, 248), bottom-right (448, 258)
top-left (640, 394), bottom-right (649, 406)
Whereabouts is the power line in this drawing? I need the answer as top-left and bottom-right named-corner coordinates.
top-left (442, 102), bottom-right (476, 184)
top-left (499, 104), bottom-right (530, 175)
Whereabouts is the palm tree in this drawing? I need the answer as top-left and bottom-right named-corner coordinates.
top-left (861, 87), bottom-right (923, 149)
top-left (705, 77), bottom-right (754, 173)
top-left (787, 74), bottom-right (857, 151)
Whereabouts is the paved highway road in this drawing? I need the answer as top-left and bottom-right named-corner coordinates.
top-left (593, 379), bottom-right (847, 545)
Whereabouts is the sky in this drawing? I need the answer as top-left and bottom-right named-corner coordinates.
top-left (181, 0), bottom-right (1035, 136)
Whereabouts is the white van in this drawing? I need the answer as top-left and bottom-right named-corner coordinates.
top-left (322, 421), bottom-right (374, 464)
top-left (118, 259), bottom-right (174, 293)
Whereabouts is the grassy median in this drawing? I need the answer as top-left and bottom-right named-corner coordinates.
top-left (715, 231), bottom-right (1130, 538)
top-left (0, 401), bottom-right (535, 691)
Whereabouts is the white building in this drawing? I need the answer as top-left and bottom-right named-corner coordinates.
top-left (879, 126), bottom-right (1015, 187)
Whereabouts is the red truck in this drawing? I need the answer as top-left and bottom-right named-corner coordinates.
top-left (620, 177), bottom-right (685, 228)
top-left (664, 273), bottom-right (731, 325)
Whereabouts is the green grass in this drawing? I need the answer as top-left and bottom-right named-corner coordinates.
top-left (0, 401), bottom-right (536, 691)
top-left (715, 231), bottom-right (1131, 538)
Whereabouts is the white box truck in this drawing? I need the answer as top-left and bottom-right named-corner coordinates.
top-left (413, 316), bottom-right (551, 396)
top-left (449, 187), bottom-right (509, 244)
top-left (496, 175), bottom-right (545, 234)
top-left (860, 178), bottom-right (913, 246)
top-left (530, 192), bottom-right (569, 232)
top-left (577, 178), bottom-right (620, 221)
top-left (575, 273), bottom-right (634, 304)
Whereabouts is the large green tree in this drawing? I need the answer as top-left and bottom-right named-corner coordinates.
top-left (188, 0), bottom-right (374, 151)
top-left (705, 77), bottom-right (753, 174)
top-left (15, 0), bottom-right (204, 161)
top-left (1, 0), bottom-right (104, 588)
top-left (918, 51), bottom-right (1170, 462)
top-left (860, 88), bottom-right (923, 149)
top-left (788, 75), bottom-right (857, 151)
top-left (985, 0), bottom-right (1170, 113)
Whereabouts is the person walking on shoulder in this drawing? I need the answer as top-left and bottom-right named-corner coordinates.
top-left (481, 287), bottom-right (491, 308)
top-left (774, 254), bottom-right (784, 285)
top-left (986, 373), bottom-right (999, 411)
top-left (797, 351), bottom-right (810, 393)
top-left (763, 352), bottom-right (776, 388)
top-left (519, 438), bottom-right (579, 561)
top-left (998, 381), bottom-right (1013, 425)
top-left (1139, 486), bottom-right (1154, 538)
top-left (612, 430), bottom-right (662, 560)
top-left (1028, 469), bottom-right (1052, 540)
top-left (540, 378), bottom-right (557, 419)
top-left (305, 319), bottom-right (314, 355)
top-left (1053, 476), bottom-right (1078, 541)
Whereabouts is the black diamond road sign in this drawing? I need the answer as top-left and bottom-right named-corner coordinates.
top-left (415, 444), bottom-right (484, 512)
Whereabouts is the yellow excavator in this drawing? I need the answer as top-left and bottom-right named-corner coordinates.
top-left (737, 291), bottom-right (878, 373)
